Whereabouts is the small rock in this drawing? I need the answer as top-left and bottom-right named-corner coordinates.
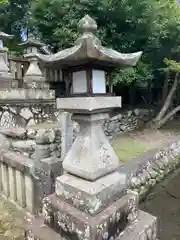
top-left (110, 115), bottom-right (118, 121)
top-left (134, 109), bottom-right (140, 116)
top-left (12, 140), bottom-right (36, 153)
top-left (107, 122), bottom-right (115, 132)
top-left (0, 127), bottom-right (26, 140)
top-left (20, 108), bottom-right (33, 120)
top-left (119, 125), bottom-right (126, 131)
top-left (127, 111), bottom-right (133, 117)
top-left (36, 129), bottom-right (55, 144)
top-left (27, 129), bottom-right (37, 139)
top-left (27, 119), bottom-right (36, 126)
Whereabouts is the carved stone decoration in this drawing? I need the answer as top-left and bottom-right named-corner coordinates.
top-left (127, 195), bottom-right (139, 226)
top-left (37, 15), bottom-right (142, 69)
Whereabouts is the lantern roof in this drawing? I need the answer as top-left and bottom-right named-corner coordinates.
top-left (0, 31), bottom-right (13, 40)
top-left (37, 15), bottom-right (142, 69)
top-left (19, 32), bottom-right (45, 48)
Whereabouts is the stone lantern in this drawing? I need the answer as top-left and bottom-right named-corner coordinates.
top-left (19, 32), bottom-right (48, 89)
top-left (0, 31), bottom-right (14, 87)
top-left (27, 15), bottom-right (157, 240)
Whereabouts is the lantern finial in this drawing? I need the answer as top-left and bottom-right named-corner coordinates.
top-left (78, 14), bottom-right (97, 34)
top-left (28, 32), bottom-right (35, 41)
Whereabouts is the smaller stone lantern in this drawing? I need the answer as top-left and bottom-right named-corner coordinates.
top-left (0, 31), bottom-right (14, 87)
top-left (19, 32), bottom-right (48, 89)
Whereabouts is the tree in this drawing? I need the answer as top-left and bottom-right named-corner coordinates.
top-left (1, 0), bottom-right (180, 95)
top-left (0, 0), bottom-right (31, 52)
top-left (30, 0), bottom-right (180, 87)
top-left (148, 58), bottom-right (180, 129)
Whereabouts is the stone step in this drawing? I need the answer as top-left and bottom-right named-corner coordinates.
top-left (117, 210), bottom-right (157, 240)
top-left (25, 217), bottom-right (66, 240)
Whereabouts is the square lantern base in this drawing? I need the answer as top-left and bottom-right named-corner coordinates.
top-left (55, 172), bottom-right (127, 216)
top-left (35, 190), bottom-right (142, 240)
top-left (25, 210), bottom-right (157, 240)
top-left (25, 192), bottom-right (134, 240)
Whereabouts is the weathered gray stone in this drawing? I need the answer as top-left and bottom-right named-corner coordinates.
top-left (134, 108), bottom-right (141, 116)
top-left (1, 163), bottom-right (9, 197)
top-left (20, 108), bottom-right (34, 120)
top-left (116, 210), bottom-right (157, 240)
top-left (8, 166), bottom-right (17, 201)
top-left (41, 192), bottom-right (137, 240)
top-left (16, 170), bottom-right (26, 207)
top-left (12, 140), bottom-right (36, 153)
top-left (61, 112), bottom-right (73, 159)
top-left (27, 118), bottom-right (36, 126)
top-left (0, 127), bottom-right (26, 139)
top-left (41, 157), bottom-right (63, 193)
top-left (36, 129), bottom-right (55, 144)
top-left (63, 112), bottom-right (121, 181)
top-left (57, 96), bottom-right (122, 114)
top-left (32, 144), bottom-right (51, 159)
top-left (55, 172), bottom-right (126, 215)
top-left (25, 175), bottom-right (35, 213)
top-left (27, 129), bottom-right (37, 139)
top-left (0, 133), bottom-right (10, 149)
top-left (0, 89), bottom-right (55, 100)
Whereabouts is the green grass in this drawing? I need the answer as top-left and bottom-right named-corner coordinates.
top-left (0, 197), bottom-right (26, 240)
top-left (112, 137), bottom-right (148, 163)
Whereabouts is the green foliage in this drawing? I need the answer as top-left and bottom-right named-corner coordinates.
top-left (0, 0), bottom-right (31, 52)
top-left (1, 0), bottom-right (180, 86)
top-left (112, 61), bottom-right (153, 86)
top-left (30, 0), bottom-right (180, 85)
top-left (164, 58), bottom-right (180, 73)
top-left (0, 0), bottom-right (8, 4)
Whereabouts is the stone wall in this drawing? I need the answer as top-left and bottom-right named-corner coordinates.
top-left (0, 126), bottom-right (61, 159)
top-left (103, 108), bottom-right (156, 138)
top-left (0, 103), bottom-right (57, 128)
top-left (117, 137), bottom-right (180, 200)
top-left (72, 108), bottom-right (156, 140)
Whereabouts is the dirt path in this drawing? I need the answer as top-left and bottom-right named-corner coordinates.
top-left (140, 168), bottom-right (180, 240)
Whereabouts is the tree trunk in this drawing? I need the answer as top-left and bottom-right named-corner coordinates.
top-left (161, 70), bottom-right (169, 105)
top-left (129, 84), bottom-right (136, 106)
top-left (155, 105), bottom-right (180, 129)
top-left (152, 73), bottom-right (179, 123)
